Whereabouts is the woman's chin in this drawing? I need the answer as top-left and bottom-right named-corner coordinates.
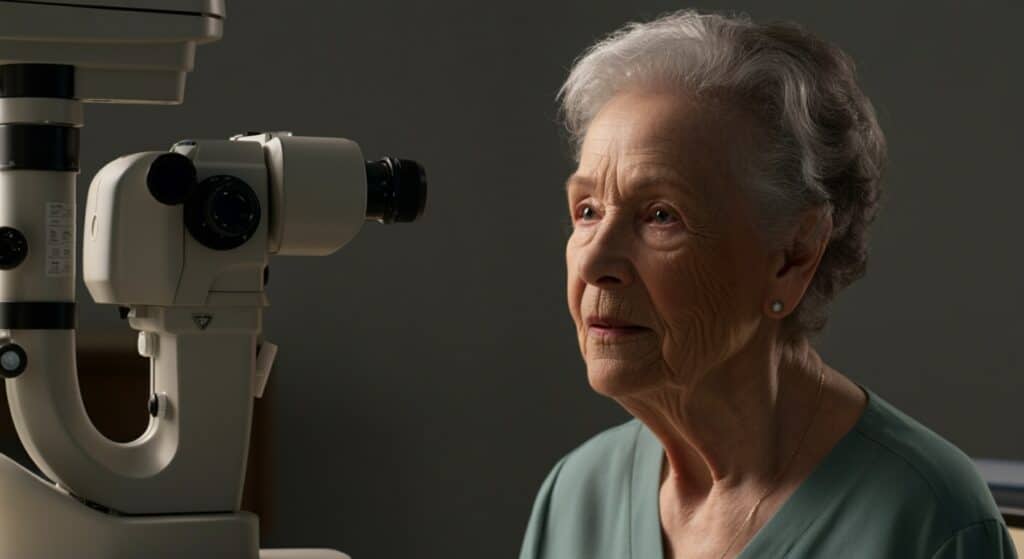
top-left (585, 360), bottom-right (657, 397)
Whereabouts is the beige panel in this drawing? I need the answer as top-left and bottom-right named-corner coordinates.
top-left (1010, 527), bottom-right (1023, 556)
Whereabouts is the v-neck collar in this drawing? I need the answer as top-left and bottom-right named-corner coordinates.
top-left (630, 383), bottom-right (881, 559)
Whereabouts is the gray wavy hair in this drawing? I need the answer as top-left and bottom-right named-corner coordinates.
top-left (559, 10), bottom-right (886, 340)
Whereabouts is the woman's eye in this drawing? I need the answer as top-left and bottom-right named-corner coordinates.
top-left (577, 205), bottom-right (597, 221)
top-left (647, 207), bottom-right (679, 225)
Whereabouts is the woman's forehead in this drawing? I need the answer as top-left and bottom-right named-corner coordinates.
top-left (577, 90), bottom-right (747, 189)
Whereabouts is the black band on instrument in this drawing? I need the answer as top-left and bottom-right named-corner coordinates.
top-left (0, 64), bottom-right (75, 99)
top-left (0, 302), bottom-right (75, 330)
top-left (0, 125), bottom-right (79, 171)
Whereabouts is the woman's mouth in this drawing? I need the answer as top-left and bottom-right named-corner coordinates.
top-left (586, 316), bottom-right (651, 340)
top-left (588, 325), bottom-right (650, 340)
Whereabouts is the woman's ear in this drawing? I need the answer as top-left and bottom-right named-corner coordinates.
top-left (766, 206), bottom-right (833, 317)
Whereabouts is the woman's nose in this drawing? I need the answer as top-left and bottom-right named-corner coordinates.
top-left (576, 219), bottom-right (635, 288)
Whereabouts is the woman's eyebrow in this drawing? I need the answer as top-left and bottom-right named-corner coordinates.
top-left (625, 172), bottom-right (692, 192)
top-left (564, 170), bottom-right (695, 201)
top-left (564, 173), bottom-right (595, 193)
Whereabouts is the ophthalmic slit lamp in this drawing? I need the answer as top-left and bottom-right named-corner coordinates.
top-left (0, 1), bottom-right (426, 557)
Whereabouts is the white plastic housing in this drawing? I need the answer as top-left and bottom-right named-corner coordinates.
top-left (84, 133), bottom-right (371, 308)
top-left (0, 454), bottom-right (259, 557)
top-left (235, 133), bottom-right (368, 256)
top-left (84, 139), bottom-right (270, 307)
top-left (83, 153), bottom-right (185, 306)
top-left (0, 0), bottom-right (222, 104)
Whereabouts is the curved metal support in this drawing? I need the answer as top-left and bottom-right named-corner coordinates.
top-left (6, 305), bottom-right (258, 514)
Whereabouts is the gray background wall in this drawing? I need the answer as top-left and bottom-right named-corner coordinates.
top-left (42, 1), bottom-right (1024, 557)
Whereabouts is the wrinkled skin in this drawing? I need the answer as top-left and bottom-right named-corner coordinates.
top-left (566, 90), bottom-right (768, 398)
top-left (564, 89), bottom-right (866, 559)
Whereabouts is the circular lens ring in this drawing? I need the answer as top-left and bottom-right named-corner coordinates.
top-left (184, 175), bottom-right (261, 251)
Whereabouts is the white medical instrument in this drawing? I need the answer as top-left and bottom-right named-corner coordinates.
top-left (0, 2), bottom-right (427, 557)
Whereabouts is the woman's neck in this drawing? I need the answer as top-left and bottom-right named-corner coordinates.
top-left (617, 334), bottom-right (826, 500)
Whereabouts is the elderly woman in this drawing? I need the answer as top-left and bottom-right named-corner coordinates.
top-left (518, 10), bottom-right (1017, 559)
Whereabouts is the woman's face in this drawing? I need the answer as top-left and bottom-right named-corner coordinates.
top-left (566, 89), bottom-right (775, 398)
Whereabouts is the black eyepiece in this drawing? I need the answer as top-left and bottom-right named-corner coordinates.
top-left (147, 152), bottom-right (197, 206)
top-left (365, 157), bottom-right (427, 223)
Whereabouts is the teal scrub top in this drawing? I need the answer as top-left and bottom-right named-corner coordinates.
top-left (519, 385), bottom-right (1018, 558)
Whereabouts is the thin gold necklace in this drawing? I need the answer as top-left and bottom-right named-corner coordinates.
top-left (716, 365), bottom-right (826, 559)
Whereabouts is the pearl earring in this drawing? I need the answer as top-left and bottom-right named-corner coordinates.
top-left (771, 300), bottom-right (784, 313)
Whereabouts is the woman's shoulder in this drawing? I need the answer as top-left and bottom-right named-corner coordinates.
top-left (548, 419), bottom-right (644, 495)
top-left (563, 419), bottom-right (642, 464)
top-left (850, 385), bottom-right (1003, 531)
top-left (518, 420), bottom-right (647, 559)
